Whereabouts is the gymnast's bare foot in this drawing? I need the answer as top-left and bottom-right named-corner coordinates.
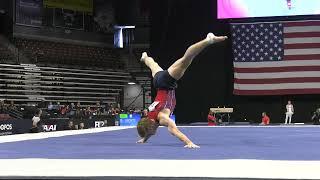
top-left (206, 33), bottom-right (228, 44)
top-left (140, 52), bottom-right (148, 63)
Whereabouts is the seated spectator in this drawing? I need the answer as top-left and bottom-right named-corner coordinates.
top-left (208, 110), bottom-right (216, 126)
top-left (30, 109), bottom-right (42, 133)
top-left (79, 122), bottom-right (85, 129)
top-left (69, 103), bottom-right (76, 116)
top-left (95, 101), bottom-right (102, 116)
top-left (65, 120), bottom-right (76, 130)
top-left (53, 102), bottom-right (60, 110)
top-left (103, 120), bottom-right (108, 127)
top-left (8, 101), bottom-right (17, 110)
top-left (260, 112), bottom-right (270, 125)
top-left (110, 107), bottom-right (120, 123)
top-left (0, 100), bottom-right (7, 113)
top-left (141, 109), bottom-right (148, 118)
top-left (85, 106), bottom-right (92, 116)
top-left (47, 102), bottom-right (53, 111)
top-left (60, 105), bottom-right (69, 116)
top-left (115, 107), bottom-right (121, 115)
top-left (104, 103), bottom-right (110, 113)
top-left (75, 102), bottom-right (82, 118)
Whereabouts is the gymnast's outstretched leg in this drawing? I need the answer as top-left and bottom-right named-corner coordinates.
top-left (168, 33), bottom-right (227, 80)
top-left (140, 52), bottom-right (163, 78)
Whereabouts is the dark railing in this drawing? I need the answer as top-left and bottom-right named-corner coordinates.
top-left (6, 108), bottom-right (23, 120)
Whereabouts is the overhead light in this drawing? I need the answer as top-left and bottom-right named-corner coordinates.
top-left (128, 82), bottom-right (136, 85)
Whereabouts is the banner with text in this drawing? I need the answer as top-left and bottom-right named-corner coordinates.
top-left (43, 0), bottom-right (93, 13)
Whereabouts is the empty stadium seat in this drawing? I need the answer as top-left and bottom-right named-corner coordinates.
top-left (13, 38), bottom-right (124, 69)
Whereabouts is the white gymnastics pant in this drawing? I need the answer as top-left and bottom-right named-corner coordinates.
top-left (285, 113), bottom-right (293, 124)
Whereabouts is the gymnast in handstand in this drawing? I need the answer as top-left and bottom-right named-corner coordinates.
top-left (137, 33), bottom-right (227, 148)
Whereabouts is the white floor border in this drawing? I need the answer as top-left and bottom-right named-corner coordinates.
top-left (0, 126), bottom-right (134, 144)
top-left (0, 159), bottom-right (319, 179)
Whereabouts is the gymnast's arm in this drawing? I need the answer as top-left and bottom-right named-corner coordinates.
top-left (158, 112), bottom-right (200, 148)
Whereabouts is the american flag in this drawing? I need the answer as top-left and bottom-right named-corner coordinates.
top-left (231, 21), bottom-right (320, 95)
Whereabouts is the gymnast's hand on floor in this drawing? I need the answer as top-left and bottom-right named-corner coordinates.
top-left (136, 139), bottom-right (146, 143)
top-left (184, 143), bottom-right (200, 149)
top-left (136, 135), bottom-right (151, 143)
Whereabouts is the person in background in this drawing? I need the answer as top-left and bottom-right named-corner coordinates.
top-left (85, 106), bottom-right (92, 116)
top-left (75, 101), bottom-right (82, 118)
top-left (103, 120), bottom-right (108, 127)
top-left (0, 100), bottom-right (7, 113)
top-left (8, 101), bottom-right (17, 110)
top-left (79, 122), bottom-right (85, 129)
top-left (47, 101), bottom-right (53, 111)
top-left (104, 103), bottom-right (110, 114)
top-left (96, 101), bottom-right (102, 116)
top-left (312, 108), bottom-right (320, 125)
top-left (141, 109), bottom-right (148, 118)
top-left (55, 102), bottom-right (61, 110)
top-left (30, 109), bottom-right (42, 133)
top-left (65, 120), bottom-right (75, 130)
top-left (60, 105), bottom-right (69, 116)
top-left (260, 112), bottom-right (270, 125)
top-left (285, 100), bottom-right (294, 124)
top-left (207, 110), bottom-right (216, 126)
top-left (69, 102), bottom-right (75, 116)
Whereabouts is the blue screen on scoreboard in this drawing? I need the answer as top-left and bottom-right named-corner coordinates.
top-left (119, 113), bottom-right (175, 126)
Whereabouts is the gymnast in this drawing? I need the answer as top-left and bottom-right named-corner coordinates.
top-left (136, 33), bottom-right (227, 148)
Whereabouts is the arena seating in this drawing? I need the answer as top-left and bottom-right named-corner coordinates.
top-left (13, 38), bottom-right (124, 69)
top-left (0, 44), bottom-right (15, 63)
top-left (0, 63), bottom-right (130, 106)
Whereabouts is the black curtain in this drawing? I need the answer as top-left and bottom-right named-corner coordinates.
top-left (0, 0), bottom-right (13, 37)
top-left (150, 0), bottom-right (320, 124)
top-left (114, 0), bottom-right (136, 25)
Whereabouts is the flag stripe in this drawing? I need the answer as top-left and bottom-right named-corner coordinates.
top-left (234, 66), bottom-right (320, 73)
top-left (284, 54), bottom-right (320, 60)
top-left (284, 32), bottom-right (320, 38)
top-left (234, 89), bottom-right (320, 95)
top-left (234, 60), bottom-right (320, 68)
top-left (234, 83), bottom-right (320, 90)
top-left (284, 43), bottom-right (320, 49)
top-left (284, 26), bottom-right (320, 33)
top-left (284, 37), bottom-right (320, 44)
top-left (234, 71), bottom-right (320, 79)
top-left (234, 77), bottom-right (320, 84)
top-left (284, 48), bottom-right (320, 55)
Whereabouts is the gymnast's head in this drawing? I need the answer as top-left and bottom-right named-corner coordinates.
top-left (137, 117), bottom-right (158, 138)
